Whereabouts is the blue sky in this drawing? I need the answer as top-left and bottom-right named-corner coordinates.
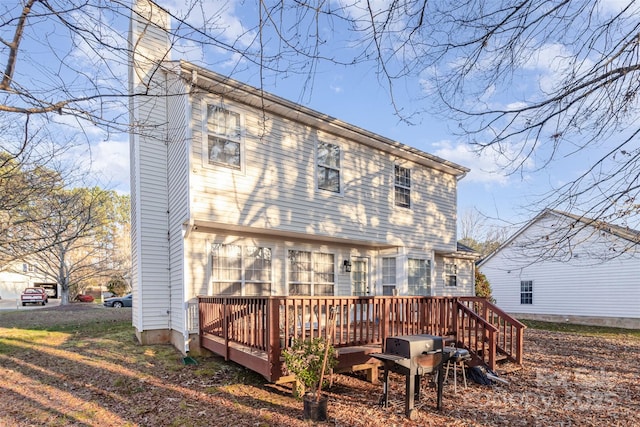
top-left (4, 0), bottom-right (635, 235)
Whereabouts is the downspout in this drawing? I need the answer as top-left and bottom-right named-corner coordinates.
top-left (182, 219), bottom-right (195, 355)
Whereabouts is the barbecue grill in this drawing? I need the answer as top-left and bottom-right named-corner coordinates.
top-left (371, 334), bottom-right (448, 420)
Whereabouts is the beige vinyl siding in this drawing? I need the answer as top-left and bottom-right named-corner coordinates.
top-left (129, 0), bottom-right (172, 331)
top-left (190, 96), bottom-right (458, 252)
top-left (166, 70), bottom-right (190, 333)
top-left (433, 256), bottom-right (474, 297)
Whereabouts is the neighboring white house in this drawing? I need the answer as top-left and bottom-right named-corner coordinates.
top-left (129, 0), bottom-right (477, 354)
top-left (0, 261), bottom-right (58, 299)
top-left (479, 209), bottom-right (640, 329)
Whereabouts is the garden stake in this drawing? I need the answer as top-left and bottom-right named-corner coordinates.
top-left (316, 306), bottom-right (337, 402)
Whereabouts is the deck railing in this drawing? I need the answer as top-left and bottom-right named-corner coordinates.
top-left (198, 295), bottom-right (525, 381)
top-left (458, 297), bottom-right (527, 366)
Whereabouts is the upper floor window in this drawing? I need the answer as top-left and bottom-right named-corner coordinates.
top-left (520, 280), bottom-right (533, 305)
top-left (317, 142), bottom-right (341, 193)
top-left (206, 105), bottom-right (242, 169)
top-left (394, 165), bottom-right (411, 208)
top-left (445, 263), bottom-right (457, 287)
top-left (407, 258), bottom-right (431, 296)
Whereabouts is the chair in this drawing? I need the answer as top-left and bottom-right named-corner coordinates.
top-left (444, 347), bottom-right (471, 393)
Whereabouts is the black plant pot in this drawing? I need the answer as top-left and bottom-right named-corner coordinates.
top-left (303, 393), bottom-right (328, 421)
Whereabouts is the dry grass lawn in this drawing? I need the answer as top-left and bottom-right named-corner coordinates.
top-left (1, 304), bottom-right (639, 426)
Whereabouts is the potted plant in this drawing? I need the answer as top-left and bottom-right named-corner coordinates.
top-left (282, 336), bottom-right (338, 421)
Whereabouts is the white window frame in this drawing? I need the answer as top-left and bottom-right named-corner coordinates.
top-left (444, 262), bottom-right (457, 287)
top-left (210, 243), bottom-right (272, 296)
top-left (287, 250), bottom-right (335, 296)
top-left (316, 141), bottom-right (342, 194)
top-left (520, 280), bottom-right (533, 305)
top-left (394, 164), bottom-right (411, 208)
top-left (382, 257), bottom-right (397, 296)
top-left (202, 101), bottom-right (245, 171)
top-left (407, 258), bottom-right (431, 296)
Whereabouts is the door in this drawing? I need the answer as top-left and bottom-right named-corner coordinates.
top-left (351, 257), bottom-right (369, 296)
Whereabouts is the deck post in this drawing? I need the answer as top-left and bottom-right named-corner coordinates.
top-left (516, 326), bottom-right (525, 365)
top-left (381, 298), bottom-right (390, 352)
top-left (223, 298), bottom-right (229, 360)
top-left (267, 298), bottom-right (282, 381)
top-left (452, 299), bottom-right (459, 345)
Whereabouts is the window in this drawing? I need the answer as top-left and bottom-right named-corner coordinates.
top-left (382, 257), bottom-right (396, 296)
top-left (206, 105), bottom-right (241, 169)
top-left (288, 250), bottom-right (335, 296)
top-left (211, 244), bottom-right (272, 295)
top-left (314, 253), bottom-right (335, 296)
top-left (351, 258), bottom-right (369, 296)
top-left (395, 165), bottom-right (411, 208)
top-left (445, 263), bottom-right (457, 287)
top-left (244, 246), bottom-right (272, 296)
top-left (317, 142), bottom-right (341, 192)
top-left (520, 280), bottom-right (533, 304)
top-left (407, 258), bottom-right (431, 296)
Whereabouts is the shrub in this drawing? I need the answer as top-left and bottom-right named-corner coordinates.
top-left (282, 337), bottom-right (337, 397)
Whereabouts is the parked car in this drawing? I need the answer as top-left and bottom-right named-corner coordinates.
top-left (20, 287), bottom-right (48, 306)
top-left (103, 293), bottom-right (132, 308)
top-left (75, 294), bottom-right (95, 303)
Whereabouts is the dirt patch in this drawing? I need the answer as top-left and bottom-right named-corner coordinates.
top-left (1, 307), bottom-right (639, 426)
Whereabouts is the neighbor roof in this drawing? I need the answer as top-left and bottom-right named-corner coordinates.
top-left (478, 209), bottom-right (640, 266)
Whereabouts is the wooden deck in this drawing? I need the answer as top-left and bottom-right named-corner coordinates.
top-left (198, 296), bottom-right (526, 382)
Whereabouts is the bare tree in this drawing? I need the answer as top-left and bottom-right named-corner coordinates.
top-left (21, 187), bottom-right (115, 304)
top-left (2, 0), bottom-right (640, 253)
top-left (350, 0), bottom-right (640, 234)
top-left (458, 208), bottom-right (509, 257)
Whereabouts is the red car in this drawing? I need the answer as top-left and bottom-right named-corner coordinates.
top-left (20, 287), bottom-right (49, 306)
top-left (75, 294), bottom-right (94, 303)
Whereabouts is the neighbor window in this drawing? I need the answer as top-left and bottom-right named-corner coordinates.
top-left (206, 105), bottom-right (242, 169)
top-left (407, 258), bottom-right (431, 296)
top-left (317, 142), bottom-right (341, 192)
top-left (520, 280), bottom-right (533, 305)
top-left (288, 250), bottom-right (335, 296)
top-left (211, 244), bottom-right (272, 295)
top-left (382, 257), bottom-right (397, 295)
top-left (395, 165), bottom-right (411, 208)
top-left (445, 263), bottom-right (457, 287)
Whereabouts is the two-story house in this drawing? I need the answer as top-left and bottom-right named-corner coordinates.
top-left (129, 0), bottom-right (476, 354)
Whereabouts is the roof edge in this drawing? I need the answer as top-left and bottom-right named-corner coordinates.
top-left (178, 60), bottom-right (470, 177)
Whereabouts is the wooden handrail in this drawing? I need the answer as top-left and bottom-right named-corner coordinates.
top-left (455, 301), bottom-right (499, 369)
top-left (458, 297), bottom-right (527, 366)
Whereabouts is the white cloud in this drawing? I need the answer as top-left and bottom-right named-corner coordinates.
top-left (67, 138), bottom-right (130, 193)
top-left (432, 139), bottom-right (535, 186)
top-left (432, 140), bottom-right (506, 185)
top-left (161, 0), bottom-right (256, 50)
top-left (91, 139), bottom-right (130, 191)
